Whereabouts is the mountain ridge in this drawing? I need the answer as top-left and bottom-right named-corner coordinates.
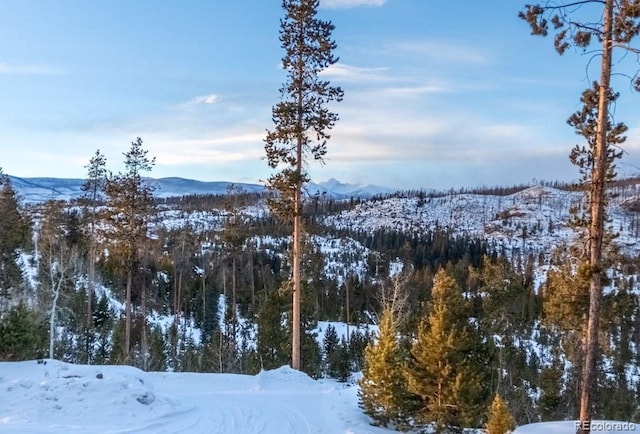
top-left (6, 175), bottom-right (395, 203)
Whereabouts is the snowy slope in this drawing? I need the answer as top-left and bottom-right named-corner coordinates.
top-left (0, 359), bottom-right (390, 434)
top-left (324, 185), bottom-right (640, 258)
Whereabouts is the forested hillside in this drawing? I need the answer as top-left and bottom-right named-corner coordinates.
top-left (3, 155), bottom-right (640, 429)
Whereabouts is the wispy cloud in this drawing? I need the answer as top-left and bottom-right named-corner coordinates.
top-left (321, 0), bottom-right (386, 9)
top-left (0, 62), bottom-right (62, 75)
top-left (319, 63), bottom-right (389, 81)
top-left (191, 94), bottom-right (219, 104)
top-left (379, 83), bottom-right (454, 96)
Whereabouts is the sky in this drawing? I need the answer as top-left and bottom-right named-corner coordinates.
top-left (1, 0), bottom-right (640, 190)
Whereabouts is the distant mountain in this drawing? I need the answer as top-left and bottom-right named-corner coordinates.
top-left (151, 177), bottom-right (265, 198)
top-left (7, 175), bottom-right (394, 203)
top-left (8, 177), bottom-right (86, 204)
top-left (307, 178), bottom-right (395, 198)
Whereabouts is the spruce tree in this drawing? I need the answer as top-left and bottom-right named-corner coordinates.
top-left (486, 394), bottom-right (516, 434)
top-left (406, 269), bottom-right (487, 433)
top-left (323, 325), bottom-right (351, 381)
top-left (264, 0), bottom-right (343, 370)
top-left (93, 293), bottom-right (113, 364)
top-left (323, 323), bottom-right (339, 375)
top-left (359, 307), bottom-right (413, 431)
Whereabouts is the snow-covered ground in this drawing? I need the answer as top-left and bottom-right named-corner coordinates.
top-left (0, 359), bottom-right (390, 434)
top-left (1, 359), bottom-right (636, 434)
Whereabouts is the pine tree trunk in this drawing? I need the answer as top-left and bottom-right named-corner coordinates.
top-left (292, 129), bottom-right (303, 370)
top-left (292, 187), bottom-right (302, 370)
top-left (291, 43), bottom-right (304, 371)
top-left (141, 280), bottom-right (147, 370)
top-left (202, 258), bottom-right (206, 331)
top-left (250, 254), bottom-right (255, 309)
top-left (578, 0), bottom-right (613, 431)
top-left (88, 249), bottom-right (94, 326)
top-left (49, 251), bottom-right (61, 360)
top-left (87, 204), bottom-right (96, 346)
top-left (232, 256), bottom-right (237, 337)
top-left (346, 278), bottom-right (350, 346)
top-left (125, 268), bottom-right (132, 364)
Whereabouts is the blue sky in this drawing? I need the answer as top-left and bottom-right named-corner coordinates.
top-left (1, 0), bottom-right (639, 190)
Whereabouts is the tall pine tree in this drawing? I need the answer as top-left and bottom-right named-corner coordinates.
top-left (520, 2), bottom-right (640, 429)
top-left (264, 0), bottom-right (343, 370)
top-left (81, 149), bottom-right (107, 363)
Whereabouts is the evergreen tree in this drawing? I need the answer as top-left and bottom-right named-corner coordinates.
top-left (0, 304), bottom-right (47, 361)
top-left (348, 328), bottom-right (371, 372)
top-left (538, 364), bottom-right (566, 421)
top-left (147, 325), bottom-right (166, 372)
top-left (264, 0), bottom-right (343, 370)
top-left (0, 170), bottom-right (30, 310)
top-left (256, 289), bottom-right (290, 370)
top-left (221, 183), bottom-right (249, 325)
top-left (322, 323), bottom-right (338, 374)
top-left (81, 149), bottom-right (107, 359)
top-left (301, 325), bottom-right (322, 379)
top-left (406, 269), bottom-right (487, 433)
top-left (330, 338), bottom-right (351, 382)
top-left (93, 293), bottom-right (113, 364)
top-left (359, 307), bottom-right (413, 431)
top-left (478, 256), bottom-right (538, 420)
top-left (104, 137), bottom-right (156, 364)
top-left (486, 394), bottom-right (515, 434)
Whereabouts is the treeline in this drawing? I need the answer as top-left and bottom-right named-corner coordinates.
top-left (359, 176), bottom-right (640, 204)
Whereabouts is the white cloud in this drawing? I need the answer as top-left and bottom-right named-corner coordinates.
top-left (379, 83), bottom-right (454, 96)
top-left (319, 63), bottom-right (388, 81)
top-left (0, 62), bottom-right (62, 75)
top-left (321, 0), bottom-right (386, 9)
top-left (191, 94), bottom-right (219, 104)
top-left (153, 132), bottom-right (265, 166)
